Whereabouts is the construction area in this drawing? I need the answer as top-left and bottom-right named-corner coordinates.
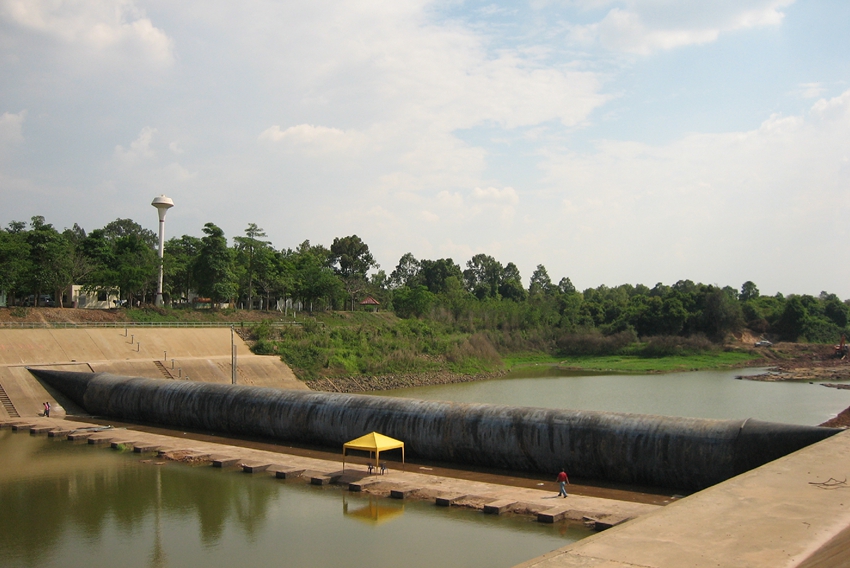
top-left (1, 326), bottom-right (849, 567)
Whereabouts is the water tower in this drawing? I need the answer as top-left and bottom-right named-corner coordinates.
top-left (151, 195), bottom-right (174, 307)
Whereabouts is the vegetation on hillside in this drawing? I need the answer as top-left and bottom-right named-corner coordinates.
top-left (3, 215), bottom-right (849, 382)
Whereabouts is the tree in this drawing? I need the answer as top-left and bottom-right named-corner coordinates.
top-left (193, 223), bottom-right (237, 307)
top-left (499, 262), bottom-right (526, 301)
top-left (701, 287), bottom-right (743, 340)
top-left (740, 281), bottom-right (760, 302)
top-left (392, 285), bottom-right (435, 318)
top-left (463, 254), bottom-right (503, 299)
top-left (234, 223), bottom-right (271, 310)
top-left (0, 225), bottom-right (31, 304)
top-left (292, 245), bottom-right (342, 311)
top-left (113, 234), bottom-right (158, 304)
top-left (558, 277), bottom-right (576, 295)
top-left (25, 216), bottom-right (73, 305)
top-left (390, 253), bottom-right (421, 289)
top-left (164, 235), bottom-right (203, 303)
top-left (529, 265), bottom-right (553, 297)
top-left (101, 218), bottom-right (157, 248)
top-left (419, 258), bottom-right (463, 294)
top-left (330, 235), bottom-right (378, 310)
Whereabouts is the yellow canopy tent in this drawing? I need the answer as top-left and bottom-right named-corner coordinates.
top-left (342, 431), bottom-right (405, 473)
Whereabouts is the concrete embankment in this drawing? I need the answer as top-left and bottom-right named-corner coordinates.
top-left (0, 327), bottom-right (306, 419)
top-left (517, 429), bottom-right (850, 568)
top-left (29, 369), bottom-right (840, 491)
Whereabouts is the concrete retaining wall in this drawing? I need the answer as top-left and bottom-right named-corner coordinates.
top-left (30, 369), bottom-right (840, 490)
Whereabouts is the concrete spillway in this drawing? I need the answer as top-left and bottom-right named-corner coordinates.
top-left (30, 369), bottom-right (840, 490)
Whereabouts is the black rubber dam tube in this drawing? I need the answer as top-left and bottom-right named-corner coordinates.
top-left (30, 369), bottom-right (841, 490)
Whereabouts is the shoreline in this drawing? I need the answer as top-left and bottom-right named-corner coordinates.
top-left (306, 369), bottom-right (509, 392)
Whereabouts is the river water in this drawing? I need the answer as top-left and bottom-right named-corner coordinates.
top-left (0, 429), bottom-right (590, 568)
top-left (377, 367), bottom-right (850, 426)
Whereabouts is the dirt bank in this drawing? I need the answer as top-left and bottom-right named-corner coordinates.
top-left (742, 342), bottom-right (850, 382)
top-left (737, 341), bottom-right (850, 427)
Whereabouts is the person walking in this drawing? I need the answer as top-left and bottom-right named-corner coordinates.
top-left (557, 468), bottom-right (569, 498)
top-left (43, 401), bottom-right (50, 418)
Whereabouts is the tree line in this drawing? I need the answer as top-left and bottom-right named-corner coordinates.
top-left (2, 216), bottom-right (848, 344)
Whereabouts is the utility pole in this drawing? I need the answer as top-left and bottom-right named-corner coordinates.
top-left (231, 325), bottom-right (237, 384)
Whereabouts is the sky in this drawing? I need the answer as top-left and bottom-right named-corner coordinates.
top-left (1, 0), bottom-right (849, 298)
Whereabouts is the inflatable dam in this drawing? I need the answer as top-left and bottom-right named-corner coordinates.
top-left (30, 369), bottom-right (840, 490)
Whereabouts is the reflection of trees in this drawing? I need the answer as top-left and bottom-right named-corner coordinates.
top-left (0, 437), bottom-right (279, 562)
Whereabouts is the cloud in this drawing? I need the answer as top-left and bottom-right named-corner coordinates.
top-left (0, 0), bottom-right (174, 67)
top-left (258, 124), bottom-right (360, 154)
top-left (537, 88), bottom-right (850, 293)
top-left (0, 110), bottom-right (25, 148)
top-left (114, 126), bottom-right (157, 164)
top-left (472, 186), bottom-right (519, 205)
top-left (569, 0), bottom-right (793, 54)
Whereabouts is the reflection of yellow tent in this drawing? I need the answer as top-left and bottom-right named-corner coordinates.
top-left (342, 432), bottom-right (405, 472)
top-left (343, 495), bottom-right (404, 526)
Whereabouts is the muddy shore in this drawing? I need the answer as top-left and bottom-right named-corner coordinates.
top-left (306, 370), bottom-right (508, 393)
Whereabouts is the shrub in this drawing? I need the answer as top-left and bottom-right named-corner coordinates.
top-left (636, 335), bottom-right (714, 357)
top-left (555, 330), bottom-right (636, 356)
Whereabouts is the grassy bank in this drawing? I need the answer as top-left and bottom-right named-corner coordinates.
top-left (242, 311), bottom-right (763, 381)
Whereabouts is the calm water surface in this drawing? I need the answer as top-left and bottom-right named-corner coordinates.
top-left (378, 367), bottom-right (850, 426)
top-left (0, 430), bottom-right (590, 568)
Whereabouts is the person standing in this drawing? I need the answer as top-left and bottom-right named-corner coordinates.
top-left (43, 402), bottom-right (50, 417)
top-left (557, 468), bottom-right (569, 498)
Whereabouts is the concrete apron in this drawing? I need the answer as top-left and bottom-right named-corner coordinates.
top-left (517, 429), bottom-right (850, 568)
top-left (0, 416), bottom-right (657, 529)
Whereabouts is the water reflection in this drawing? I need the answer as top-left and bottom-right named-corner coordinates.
top-left (0, 431), bottom-right (589, 568)
top-left (0, 432), bottom-right (280, 565)
top-left (343, 494), bottom-right (405, 525)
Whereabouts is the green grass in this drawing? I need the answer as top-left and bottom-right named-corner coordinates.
top-left (502, 353), bottom-right (566, 369)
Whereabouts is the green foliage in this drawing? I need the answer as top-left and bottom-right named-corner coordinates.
top-left (9, 214), bottom-right (850, 356)
top-left (193, 223), bottom-right (238, 306)
top-left (392, 285), bottom-right (435, 318)
top-left (260, 315), bottom-right (500, 380)
top-left (10, 306), bottom-right (28, 318)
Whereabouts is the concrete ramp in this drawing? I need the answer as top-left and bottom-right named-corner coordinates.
top-left (517, 430), bottom-right (850, 568)
top-left (0, 328), bottom-right (306, 419)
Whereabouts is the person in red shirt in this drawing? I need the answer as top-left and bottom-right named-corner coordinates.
top-left (557, 468), bottom-right (569, 498)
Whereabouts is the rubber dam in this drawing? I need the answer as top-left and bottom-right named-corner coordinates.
top-left (29, 368), bottom-right (839, 491)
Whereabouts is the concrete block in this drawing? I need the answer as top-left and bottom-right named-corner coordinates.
top-left (583, 514), bottom-right (631, 531)
top-left (212, 457), bottom-right (241, 468)
top-left (88, 436), bottom-right (113, 445)
top-left (538, 507), bottom-right (570, 523)
top-left (436, 494), bottom-right (466, 507)
top-left (390, 488), bottom-right (415, 499)
top-left (348, 479), bottom-right (382, 492)
top-left (29, 426), bottom-right (53, 434)
top-left (133, 444), bottom-right (161, 453)
top-left (310, 476), bottom-right (331, 486)
top-left (111, 441), bottom-right (136, 450)
top-left (483, 500), bottom-right (516, 515)
top-left (241, 462), bottom-right (271, 473)
top-left (271, 467), bottom-right (305, 479)
top-left (48, 430), bottom-right (71, 438)
top-left (12, 423), bottom-right (35, 431)
top-left (67, 432), bottom-right (93, 441)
